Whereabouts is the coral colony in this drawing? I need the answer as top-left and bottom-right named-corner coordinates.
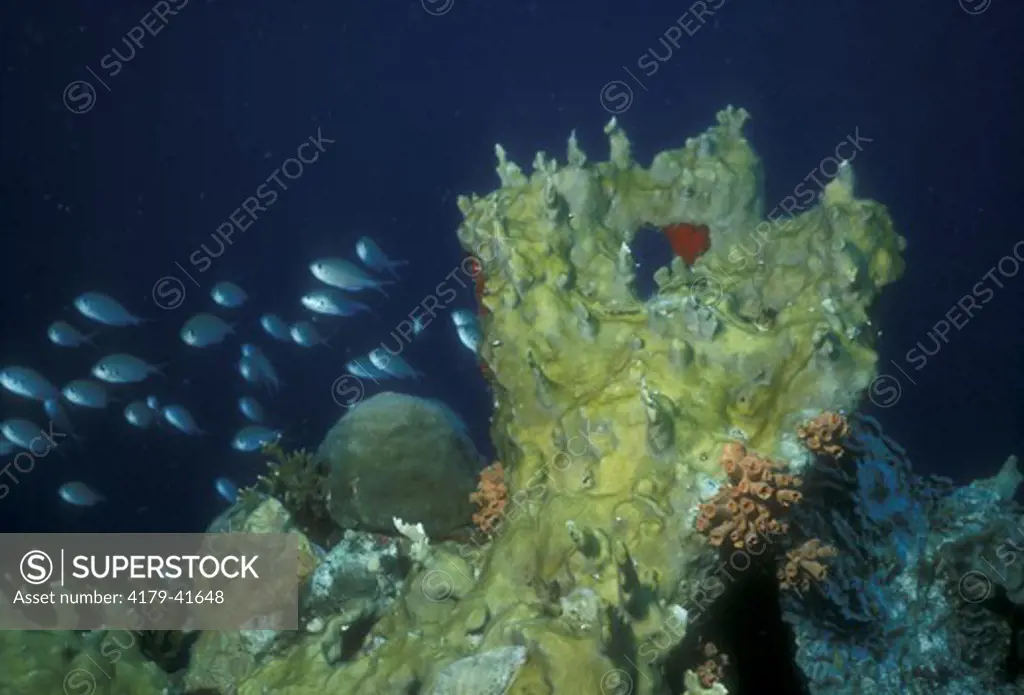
top-left (6, 108), bottom-right (1021, 695)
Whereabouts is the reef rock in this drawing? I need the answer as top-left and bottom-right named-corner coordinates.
top-left (429, 646), bottom-right (528, 695)
top-left (322, 392), bottom-right (482, 536)
top-left (225, 108), bottom-right (915, 695)
top-left (0, 630), bottom-right (167, 695)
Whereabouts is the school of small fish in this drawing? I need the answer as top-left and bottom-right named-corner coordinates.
top-left (1, 236), bottom-right (486, 508)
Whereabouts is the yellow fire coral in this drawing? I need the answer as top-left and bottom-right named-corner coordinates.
top-left (695, 442), bottom-right (803, 549)
top-left (189, 107), bottom-right (909, 695)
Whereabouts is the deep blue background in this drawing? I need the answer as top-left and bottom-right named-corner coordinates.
top-left (1, 0), bottom-right (1021, 533)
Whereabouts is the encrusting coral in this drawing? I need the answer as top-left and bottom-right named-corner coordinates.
top-left (779, 414), bottom-right (1023, 694)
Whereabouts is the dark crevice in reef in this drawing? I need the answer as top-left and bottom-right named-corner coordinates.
top-left (137, 630), bottom-right (201, 673)
top-left (988, 589), bottom-right (1024, 682)
top-left (663, 566), bottom-right (808, 695)
top-left (1011, 610), bottom-right (1024, 682)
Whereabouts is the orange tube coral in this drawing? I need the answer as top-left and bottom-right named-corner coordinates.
top-left (797, 411), bottom-right (850, 458)
top-left (695, 442), bottom-right (803, 550)
top-left (469, 462), bottom-right (507, 535)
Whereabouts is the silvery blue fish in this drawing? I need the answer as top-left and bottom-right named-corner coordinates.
top-left (58, 481), bottom-right (104, 506)
top-left (91, 354), bottom-right (165, 384)
top-left (0, 366), bottom-right (60, 402)
top-left (73, 292), bottom-right (147, 326)
top-left (145, 395), bottom-right (161, 411)
top-left (238, 356), bottom-right (258, 383)
top-left (368, 348), bottom-right (422, 380)
top-left (0, 418), bottom-right (47, 450)
top-left (47, 320), bottom-right (97, 348)
top-left (309, 258), bottom-right (393, 296)
top-left (241, 343), bottom-right (276, 371)
top-left (345, 357), bottom-right (388, 380)
top-left (214, 476), bottom-right (239, 503)
top-left (124, 401), bottom-right (157, 429)
top-left (451, 310), bottom-right (482, 354)
top-left (259, 314), bottom-right (291, 342)
top-left (238, 346), bottom-right (280, 392)
top-left (451, 309), bottom-right (477, 328)
top-left (181, 313), bottom-right (235, 347)
top-left (43, 398), bottom-right (80, 442)
top-left (61, 379), bottom-right (112, 409)
top-left (300, 289), bottom-right (372, 317)
top-left (289, 321), bottom-right (330, 348)
top-left (355, 237), bottom-right (408, 279)
top-left (231, 425), bottom-right (282, 452)
top-left (252, 354), bottom-right (281, 391)
top-left (456, 322), bottom-right (482, 354)
top-left (238, 396), bottom-right (265, 423)
top-left (162, 404), bottom-right (204, 435)
top-left (211, 281), bottom-right (248, 308)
